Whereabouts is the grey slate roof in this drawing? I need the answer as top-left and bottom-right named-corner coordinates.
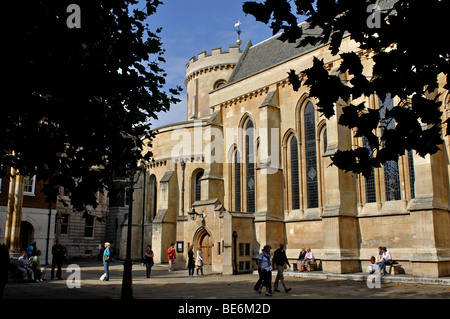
top-left (227, 0), bottom-right (397, 85)
top-left (228, 22), bottom-right (322, 84)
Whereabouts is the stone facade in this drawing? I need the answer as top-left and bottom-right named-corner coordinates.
top-left (122, 28), bottom-right (450, 277)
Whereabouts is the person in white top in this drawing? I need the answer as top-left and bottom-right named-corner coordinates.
top-left (17, 251), bottom-right (34, 282)
top-left (196, 249), bottom-right (204, 276)
top-left (301, 248), bottom-right (315, 271)
top-left (380, 247), bottom-right (393, 276)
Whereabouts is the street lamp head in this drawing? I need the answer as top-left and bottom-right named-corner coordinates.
top-left (188, 208), bottom-right (197, 221)
top-left (188, 208), bottom-right (205, 221)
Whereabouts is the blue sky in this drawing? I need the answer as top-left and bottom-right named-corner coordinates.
top-left (142, 0), bottom-right (276, 128)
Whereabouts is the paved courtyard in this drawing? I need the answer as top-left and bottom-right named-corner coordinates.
top-left (2, 259), bottom-right (450, 300)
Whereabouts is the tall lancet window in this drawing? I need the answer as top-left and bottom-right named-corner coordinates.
top-left (195, 170), bottom-right (204, 202)
top-left (304, 102), bottom-right (319, 208)
top-left (363, 137), bottom-right (377, 203)
top-left (380, 93), bottom-right (401, 201)
top-left (149, 175), bottom-right (158, 219)
top-left (245, 120), bottom-right (255, 212)
top-left (234, 150), bottom-right (241, 212)
top-left (290, 136), bottom-right (300, 210)
top-left (407, 149), bottom-right (415, 199)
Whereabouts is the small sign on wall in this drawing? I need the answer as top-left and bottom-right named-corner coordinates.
top-left (176, 241), bottom-right (184, 253)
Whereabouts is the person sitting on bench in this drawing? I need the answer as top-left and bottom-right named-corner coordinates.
top-left (301, 248), bottom-right (315, 271)
top-left (380, 247), bottom-right (393, 276)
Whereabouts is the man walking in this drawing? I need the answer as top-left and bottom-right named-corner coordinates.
top-left (51, 239), bottom-right (64, 280)
top-left (272, 243), bottom-right (291, 293)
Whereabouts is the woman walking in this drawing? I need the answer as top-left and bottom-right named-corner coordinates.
top-left (196, 248), bottom-right (204, 276)
top-left (102, 242), bottom-right (111, 281)
top-left (144, 245), bottom-right (154, 278)
top-left (256, 245), bottom-right (273, 296)
top-left (187, 245), bottom-right (195, 277)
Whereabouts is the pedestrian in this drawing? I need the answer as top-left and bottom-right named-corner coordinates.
top-left (50, 239), bottom-right (64, 280)
top-left (0, 243), bottom-right (11, 298)
top-left (196, 248), bottom-right (204, 276)
top-left (187, 245), bottom-right (195, 277)
top-left (273, 243), bottom-right (291, 293)
top-left (144, 245), bottom-right (154, 278)
top-left (17, 250), bottom-right (34, 282)
top-left (256, 245), bottom-right (273, 296)
top-left (167, 243), bottom-right (176, 271)
top-left (30, 250), bottom-right (45, 282)
top-left (102, 242), bottom-right (111, 281)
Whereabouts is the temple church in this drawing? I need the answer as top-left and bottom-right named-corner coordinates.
top-left (121, 17), bottom-right (450, 278)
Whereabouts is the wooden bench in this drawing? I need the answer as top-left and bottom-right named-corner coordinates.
top-left (288, 258), bottom-right (317, 272)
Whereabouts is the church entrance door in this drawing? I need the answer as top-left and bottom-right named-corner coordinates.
top-left (199, 233), bottom-right (212, 265)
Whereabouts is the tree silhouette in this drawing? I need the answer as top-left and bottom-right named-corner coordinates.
top-left (1, 0), bottom-right (182, 210)
top-left (243, 0), bottom-right (449, 177)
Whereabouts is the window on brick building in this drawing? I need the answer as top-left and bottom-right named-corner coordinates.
top-left (23, 175), bottom-right (36, 195)
top-left (84, 214), bottom-right (94, 238)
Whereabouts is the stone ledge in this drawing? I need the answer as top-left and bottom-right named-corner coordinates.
top-left (280, 270), bottom-right (450, 286)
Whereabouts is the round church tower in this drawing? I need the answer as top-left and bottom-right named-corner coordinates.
top-left (185, 46), bottom-right (242, 120)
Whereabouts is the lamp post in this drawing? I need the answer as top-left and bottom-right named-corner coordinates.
top-left (180, 159), bottom-right (186, 216)
top-left (45, 183), bottom-right (57, 266)
top-left (140, 162), bottom-right (147, 262)
top-left (121, 165), bottom-right (143, 300)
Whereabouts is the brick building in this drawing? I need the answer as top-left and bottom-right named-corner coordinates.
top-left (0, 171), bottom-right (109, 260)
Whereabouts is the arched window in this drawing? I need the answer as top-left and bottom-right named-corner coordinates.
top-left (290, 136), bottom-right (300, 210)
top-left (234, 150), bottom-right (241, 211)
top-left (214, 79), bottom-right (226, 89)
top-left (195, 170), bottom-right (204, 202)
top-left (363, 137), bottom-right (377, 203)
top-left (304, 102), bottom-right (319, 208)
top-left (245, 120), bottom-right (255, 212)
top-left (149, 175), bottom-right (158, 219)
top-left (380, 94), bottom-right (401, 201)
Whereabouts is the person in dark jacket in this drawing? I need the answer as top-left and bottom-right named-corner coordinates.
top-left (144, 245), bottom-right (154, 278)
top-left (272, 243), bottom-right (291, 293)
top-left (0, 244), bottom-right (11, 298)
top-left (187, 245), bottom-right (195, 277)
top-left (51, 239), bottom-right (64, 280)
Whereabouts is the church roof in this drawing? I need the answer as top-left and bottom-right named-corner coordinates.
top-left (227, 0), bottom-right (397, 85)
top-left (228, 21), bottom-right (322, 84)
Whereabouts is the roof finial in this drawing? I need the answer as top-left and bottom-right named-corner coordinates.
top-left (234, 20), bottom-right (242, 47)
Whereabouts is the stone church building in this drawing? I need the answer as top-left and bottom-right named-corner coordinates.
top-left (121, 21), bottom-right (450, 278)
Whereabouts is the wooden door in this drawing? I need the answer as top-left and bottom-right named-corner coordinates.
top-left (200, 234), bottom-right (212, 265)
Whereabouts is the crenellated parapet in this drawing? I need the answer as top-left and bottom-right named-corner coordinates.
top-left (185, 46), bottom-right (242, 86)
